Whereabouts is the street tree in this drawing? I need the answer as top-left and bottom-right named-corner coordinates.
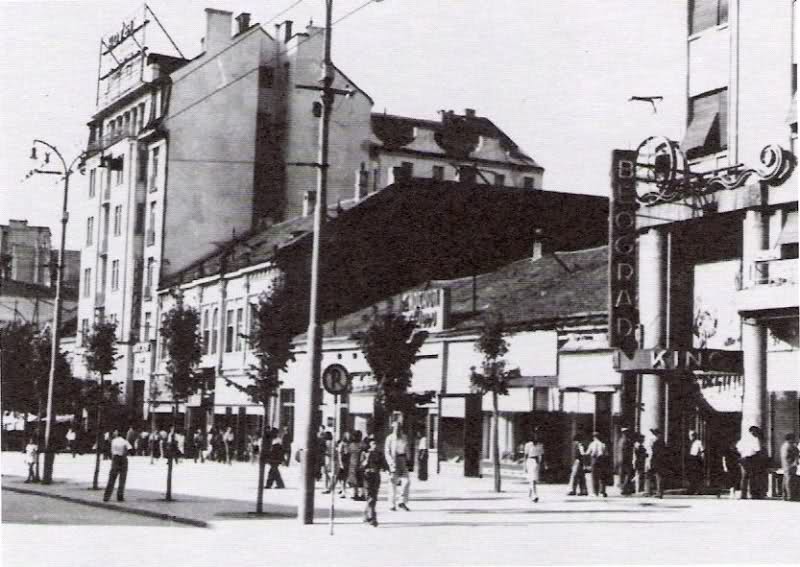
top-left (84, 320), bottom-right (119, 489)
top-left (159, 297), bottom-right (203, 501)
top-left (223, 276), bottom-right (298, 513)
top-left (470, 313), bottom-right (520, 493)
top-left (357, 311), bottom-right (429, 442)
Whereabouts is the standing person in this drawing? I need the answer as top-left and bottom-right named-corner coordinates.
top-left (65, 427), bottom-right (78, 458)
top-left (416, 433), bottom-right (429, 482)
top-left (281, 426), bottom-right (292, 467)
top-left (265, 428), bottom-right (286, 489)
top-left (207, 428), bottom-right (216, 461)
top-left (646, 428), bottom-right (666, 499)
top-left (249, 433), bottom-right (260, 465)
top-left (586, 431), bottom-right (609, 497)
top-left (193, 429), bottom-right (205, 463)
top-left (223, 427), bottom-right (234, 465)
top-left (362, 436), bottom-right (384, 527)
top-left (348, 430), bottom-right (365, 500)
top-left (319, 431), bottom-right (333, 489)
top-left (126, 426), bottom-right (136, 453)
top-left (686, 430), bottom-right (705, 495)
top-left (385, 418), bottom-right (411, 511)
top-left (617, 428), bottom-right (634, 496)
top-left (737, 426), bottom-right (763, 499)
top-left (721, 440), bottom-right (741, 499)
top-left (103, 431), bottom-right (112, 460)
top-left (149, 428), bottom-right (159, 463)
top-left (103, 430), bottom-right (132, 502)
top-left (524, 431), bottom-right (545, 502)
top-left (779, 433), bottom-right (798, 501)
top-left (336, 432), bottom-right (351, 497)
top-left (24, 437), bottom-right (38, 483)
top-left (633, 434), bottom-right (648, 494)
top-left (567, 434), bottom-right (588, 496)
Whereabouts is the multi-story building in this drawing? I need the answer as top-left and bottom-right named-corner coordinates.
top-left (1, 220), bottom-right (53, 286)
top-left (73, 7), bottom-right (548, 410)
top-left (630, 0), bottom-right (797, 466)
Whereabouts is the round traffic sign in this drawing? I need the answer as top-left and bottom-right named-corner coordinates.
top-left (322, 364), bottom-right (351, 395)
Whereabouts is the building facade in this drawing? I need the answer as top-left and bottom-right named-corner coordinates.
top-left (1, 220), bottom-right (53, 286)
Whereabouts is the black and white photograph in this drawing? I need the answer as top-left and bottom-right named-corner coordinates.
top-left (0, 1), bottom-right (797, 565)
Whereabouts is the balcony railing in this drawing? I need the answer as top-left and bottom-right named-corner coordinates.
top-left (748, 258), bottom-right (798, 287)
top-left (87, 124), bottom-right (136, 154)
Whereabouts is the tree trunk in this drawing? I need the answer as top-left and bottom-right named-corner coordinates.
top-left (92, 374), bottom-right (105, 490)
top-left (492, 391), bottom-right (501, 493)
top-left (256, 401), bottom-right (269, 514)
top-left (166, 402), bottom-right (176, 501)
top-left (35, 398), bottom-right (42, 482)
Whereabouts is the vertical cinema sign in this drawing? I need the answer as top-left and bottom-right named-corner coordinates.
top-left (608, 150), bottom-right (639, 357)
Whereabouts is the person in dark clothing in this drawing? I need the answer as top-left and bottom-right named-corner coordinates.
top-left (361, 436), bottom-right (385, 527)
top-left (104, 431), bottom-right (132, 502)
top-left (567, 434), bottom-right (588, 496)
top-left (617, 428), bottom-right (634, 496)
top-left (646, 428), bottom-right (666, 498)
top-left (633, 434), bottom-right (648, 493)
top-left (265, 428), bottom-right (285, 489)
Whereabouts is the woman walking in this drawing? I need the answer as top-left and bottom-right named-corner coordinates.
top-left (348, 430), bottom-right (365, 500)
top-left (523, 430), bottom-right (545, 502)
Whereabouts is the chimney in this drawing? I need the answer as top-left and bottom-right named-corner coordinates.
top-left (283, 20), bottom-right (294, 43)
top-left (235, 12), bottom-right (251, 35)
top-left (204, 8), bottom-right (233, 54)
top-left (531, 228), bottom-right (544, 261)
top-left (464, 108), bottom-right (476, 118)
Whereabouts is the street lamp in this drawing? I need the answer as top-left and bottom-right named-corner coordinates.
top-left (29, 139), bottom-right (84, 484)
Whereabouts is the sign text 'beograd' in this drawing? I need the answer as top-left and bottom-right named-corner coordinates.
top-left (608, 150), bottom-right (639, 358)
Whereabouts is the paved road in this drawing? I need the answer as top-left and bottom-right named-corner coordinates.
top-left (2, 490), bottom-right (183, 527)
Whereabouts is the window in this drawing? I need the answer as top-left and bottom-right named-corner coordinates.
top-left (150, 147), bottom-right (159, 192)
top-left (432, 165), bottom-right (445, 181)
top-left (111, 259), bottom-right (120, 291)
top-left (89, 169), bottom-right (96, 198)
top-left (523, 176), bottom-right (535, 189)
top-left (81, 318), bottom-right (89, 344)
top-left (202, 309), bottom-right (210, 355)
top-left (235, 307), bottom-right (243, 351)
top-left (147, 202), bottom-right (157, 246)
top-left (494, 173), bottom-right (505, 187)
top-left (83, 267), bottom-right (91, 297)
top-left (113, 205), bottom-right (122, 236)
top-left (145, 257), bottom-right (154, 296)
top-left (211, 308), bottom-right (219, 355)
top-left (143, 312), bottom-right (152, 342)
top-left (86, 216), bottom-right (94, 246)
top-left (683, 88), bottom-right (728, 159)
top-left (138, 103), bottom-right (145, 131)
top-left (115, 156), bottom-right (124, 185)
top-left (690, 0), bottom-right (728, 35)
top-left (225, 308), bottom-right (234, 353)
top-left (249, 302), bottom-right (259, 346)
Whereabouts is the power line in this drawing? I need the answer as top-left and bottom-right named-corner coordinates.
top-left (264, 0), bottom-right (306, 25)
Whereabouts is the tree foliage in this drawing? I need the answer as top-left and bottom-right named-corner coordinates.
top-left (357, 311), bottom-right (428, 413)
top-left (470, 313), bottom-right (521, 396)
top-left (159, 301), bottom-right (203, 401)
top-left (84, 320), bottom-right (118, 377)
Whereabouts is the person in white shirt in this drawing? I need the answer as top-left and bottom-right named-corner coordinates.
top-left (586, 431), bottom-right (608, 497)
top-left (65, 427), bottom-right (77, 458)
top-left (103, 430), bottom-right (132, 502)
top-left (736, 426), bottom-right (764, 499)
top-left (524, 431), bottom-right (545, 502)
top-left (385, 419), bottom-right (411, 511)
top-left (24, 438), bottom-right (38, 483)
top-left (686, 430), bottom-right (704, 494)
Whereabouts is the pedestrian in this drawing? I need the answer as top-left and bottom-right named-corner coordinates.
top-left (223, 426), bottom-right (234, 464)
top-left (103, 430), bottom-right (132, 502)
top-left (779, 433), bottom-right (798, 501)
top-left (385, 418), bottom-right (411, 511)
top-left (721, 440), bottom-right (741, 499)
top-left (416, 432), bottom-right (429, 482)
top-left (281, 426), bottom-right (292, 467)
top-left (265, 428), bottom-right (286, 489)
top-left (335, 432), bottom-right (351, 497)
top-left (149, 428), bottom-right (160, 463)
top-left (646, 428), bottom-right (666, 499)
top-left (103, 430), bottom-right (112, 460)
top-left (249, 433), bottom-right (260, 465)
top-left (567, 433), bottom-right (588, 496)
top-left (524, 430), bottom-right (545, 502)
top-left (348, 430), bottom-right (365, 500)
top-left (617, 427), bottom-right (634, 495)
top-left (686, 430), bottom-right (704, 494)
top-left (737, 425), bottom-right (763, 499)
top-left (207, 428), bottom-right (216, 461)
top-left (193, 428), bottom-right (205, 463)
top-left (24, 437), bottom-right (38, 483)
top-left (633, 433), bottom-right (648, 494)
top-left (65, 426), bottom-right (77, 458)
top-left (175, 430), bottom-right (185, 463)
top-left (126, 426), bottom-right (136, 452)
top-left (362, 436), bottom-right (385, 527)
top-left (319, 431), bottom-right (333, 488)
top-left (586, 431), bottom-right (609, 497)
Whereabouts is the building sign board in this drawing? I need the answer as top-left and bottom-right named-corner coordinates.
top-left (612, 348), bottom-right (743, 375)
top-left (608, 150), bottom-right (639, 358)
top-left (401, 288), bottom-right (450, 332)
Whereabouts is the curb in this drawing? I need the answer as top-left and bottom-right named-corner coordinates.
top-left (2, 485), bottom-right (209, 528)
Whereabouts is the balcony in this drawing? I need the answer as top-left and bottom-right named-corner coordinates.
top-left (736, 258), bottom-right (798, 313)
top-left (86, 124), bottom-right (136, 154)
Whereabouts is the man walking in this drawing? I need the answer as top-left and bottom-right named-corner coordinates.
top-left (686, 430), bottom-right (704, 494)
top-left (617, 427), bottom-right (634, 496)
top-left (103, 430), bottom-right (132, 502)
top-left (385, 418), bottom-right (411, 511)
top-left (362, 436), bottom-right (384, 526)
top-left (567, 434), bottom-right (588, 496)
top-left (646, 428), bottom-right (666, 499)
top-left (779, 433), bottom-right (798, 501)
top-left (737, 425), bottom-right (763, 499)
top-left (586, 431), bottom-right (608, 497)
top-left (265, 428), bottom-right (286, 489)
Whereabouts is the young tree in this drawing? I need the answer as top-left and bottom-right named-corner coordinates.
top-left (84, 320), bottom-right (119, 490)
top-left (470, 313), bottom-right (520, 493)
top-left (223, 277), bottom-right (297, 514)
top-left (159, 297), bottom-right (202, 501)
top-left (357, 311), bottom-right (429, 443)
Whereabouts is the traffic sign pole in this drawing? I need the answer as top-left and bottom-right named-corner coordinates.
top-left (329, 393), bottom-right (338, 535)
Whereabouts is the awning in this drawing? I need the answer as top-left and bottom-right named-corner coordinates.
top-left (776, 211), bottom-right (798, 246)
top-left (681, 112), bottom-right (718, 153)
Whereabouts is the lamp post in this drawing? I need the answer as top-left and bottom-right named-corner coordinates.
top-left (29, 139), bottom-right (84, 484)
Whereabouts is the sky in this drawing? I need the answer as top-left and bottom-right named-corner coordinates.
top-left (0, 0), bottom-right (686, 249)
